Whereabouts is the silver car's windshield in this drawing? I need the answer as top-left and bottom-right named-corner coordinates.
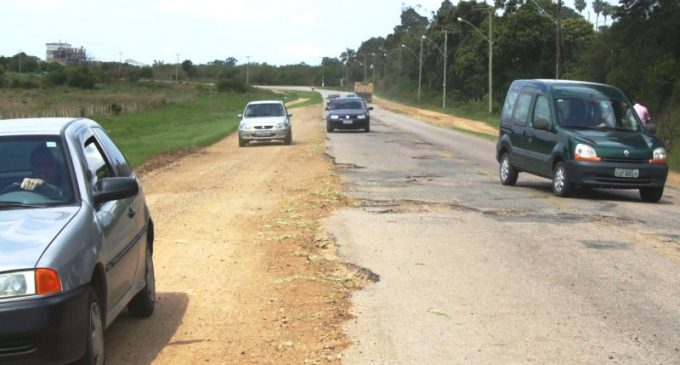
top-left (0, 136), bottom-right (75, 207)
top-left (556, 97), bottom-right (640, 132)
top-left (245, 103), bottom-right (285, 117)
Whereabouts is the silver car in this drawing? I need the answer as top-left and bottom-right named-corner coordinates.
top-left (238, 100), bottom-right (292, 147)
top-left (0, 118), bottom-right (155, 364)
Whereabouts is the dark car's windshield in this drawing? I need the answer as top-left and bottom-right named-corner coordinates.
top-left (331, 100), bottom-right (365, 110)
top-left (0, 136), bottom-right (75, 207)
top-left (245, 103), bottom-right (285, 117)
top-left (556, 97), bottom-right (640, 132)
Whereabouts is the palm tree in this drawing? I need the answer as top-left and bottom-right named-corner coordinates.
top-left (574, 0), bottom-right (586, 15)
top-left (340, 48), bottom-right (356, 85)
top-left (592, 0), bottom-right (603, 29)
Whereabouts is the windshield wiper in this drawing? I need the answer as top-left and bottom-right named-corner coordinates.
top-left (0, 201), bottom-right (50, 209)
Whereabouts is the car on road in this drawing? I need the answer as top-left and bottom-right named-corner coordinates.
top-left (325, 93), bottom-right (341, 107)
top-left (238, 100), bottom-right (292, 147)
top-left (0, 117), bottom-right (155, 364)
top-left (326, 97), bottom-right (373, 133)
top-left (496, 79), bottom-right (668, 202)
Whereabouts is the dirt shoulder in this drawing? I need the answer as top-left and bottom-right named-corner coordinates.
top-left (104, 104), bottom-right (368, 364)
top-left (373, 96), bottom-right (680, 189)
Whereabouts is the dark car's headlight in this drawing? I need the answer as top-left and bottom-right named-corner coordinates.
top-left (357, 114), bottom-right (367, 120)
top-left (0, 269), bottom-right (62, 299)
top-left (330, 115), bottom-right (340, 120)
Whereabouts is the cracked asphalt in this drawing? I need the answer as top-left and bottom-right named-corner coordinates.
top-left (321, 94), bottom-right (680, 364)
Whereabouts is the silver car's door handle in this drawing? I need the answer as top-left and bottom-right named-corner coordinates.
top-left (127, 207), bottom-right (136, 218)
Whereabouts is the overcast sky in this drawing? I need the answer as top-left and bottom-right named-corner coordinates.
top-left (1, 0), bottom-right (607, 66)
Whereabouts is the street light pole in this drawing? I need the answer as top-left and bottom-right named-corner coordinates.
top-left (423, 34), bottom-right (449, 109)
top-left (321, 57), bottom-right (325, 87)
top-left (401, 44), bottom-right (422, 102)
top-left (418, 35), bottom-right (424, 101)
top-left (458, 15), bottom-right (493, 113)
top-left (556, 0), bottom-right (562, 78)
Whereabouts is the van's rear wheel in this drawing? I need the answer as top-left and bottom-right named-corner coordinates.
top-left (499, 152), bottom-right (518, 186)
top-left (552, 162), bottom-right (572, 197)
top-left (640, 186), bottom-right (664, 202)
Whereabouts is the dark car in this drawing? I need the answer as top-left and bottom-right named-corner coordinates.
top-left (496, 79), bottom-right (668, 202)
top-left (326, 97), bottom-right (373, 133)
top-left (325, 93), bottom-right (341, 107)
top-left (0, 118), bottom-right (155, 364)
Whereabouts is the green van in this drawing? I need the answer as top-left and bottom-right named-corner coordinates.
top-left (495, 80), bottom-right (668, 202)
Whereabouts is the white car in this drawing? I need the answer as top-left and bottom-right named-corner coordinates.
top-left (238, 100), bottom-right (292, 147)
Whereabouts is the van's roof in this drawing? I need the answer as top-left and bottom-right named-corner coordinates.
top-left (512, 79), bottom-right (627, 100)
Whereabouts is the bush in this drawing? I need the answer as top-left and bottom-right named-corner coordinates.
top-left (216, 78), bottom-right (248, 93)
top-left (45, 68), bottom-right (67, 87)
top-left (67, 67), bottom-right (97, 89)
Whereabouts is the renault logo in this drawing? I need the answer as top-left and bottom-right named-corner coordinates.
top-left (624, 149), bottom-right (630, 157)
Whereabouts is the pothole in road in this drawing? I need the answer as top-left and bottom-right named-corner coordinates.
top-left (482, 209), bottom-right (642, 225)
top-left (582, 240), bottom-right (631, 250)
top-left (358, 199), bottom-right (480, 214)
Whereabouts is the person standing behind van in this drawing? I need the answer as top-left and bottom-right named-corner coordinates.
top-left (633, 96), bottom-right (651, 125)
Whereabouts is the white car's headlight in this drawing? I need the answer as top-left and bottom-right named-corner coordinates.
top-left (239, 123), bottom-right (251, 131)
top-left (574, 143), bottom-right (601, 162)
top-left (0, 269), bottom-right (62, 299)
top-left (651, 147), bottom-right (667, 164)
top-left (330, 115), bottom-right (339, 120)
top-left (275, 122), bottom-right (287, 129)
top-left (357, 114), bottom-right (367, 120)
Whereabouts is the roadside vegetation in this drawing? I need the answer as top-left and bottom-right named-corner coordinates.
top-left (1, 1), bottom-right (677, 169)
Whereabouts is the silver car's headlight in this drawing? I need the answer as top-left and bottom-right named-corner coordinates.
top-left (0, 271), bottom-right (35, 298)
top-left (239, 123), bottom-right (251, 131)
top-left (0, 269), bottom-right (62, 299)
top-left (357, 114), bottom-right (367, 120)
top-left (275, 122), bottom-right (287, 129)
top-left (330, 115), bottom-right (339, 120)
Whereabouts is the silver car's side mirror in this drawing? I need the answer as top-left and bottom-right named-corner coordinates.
top-left (287, 113), bottom-right (293, 118)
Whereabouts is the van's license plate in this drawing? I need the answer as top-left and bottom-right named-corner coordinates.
top-left (615, 168), bottom-right (639, 178)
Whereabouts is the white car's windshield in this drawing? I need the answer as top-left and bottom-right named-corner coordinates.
top-left (245, 103), bottom-right (285, 117)
top-left (556, 97), bottom-right (640, 132)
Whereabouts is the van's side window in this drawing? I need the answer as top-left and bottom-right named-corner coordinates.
top-left (512, 93), bottom-right (533, 126)
top-left (532, 95), bottom-right (551, 126)
top-left (501, 89), bottom-right (519, 122)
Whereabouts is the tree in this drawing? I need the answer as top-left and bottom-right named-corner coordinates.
top-left (574, 0), bottom-right (586, 15)
top-left (593, 0), bottom-right (604, 29)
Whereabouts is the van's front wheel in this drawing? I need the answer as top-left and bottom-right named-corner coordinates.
top-left (499, 152), bottom-right (518, 186)
top-left (552, 162), bottom-right (573, 197)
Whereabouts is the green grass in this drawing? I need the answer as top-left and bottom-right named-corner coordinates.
top-left (283, 90), bottom-right (323, 109)
top-left (97, 88), bottom-right (280, 167)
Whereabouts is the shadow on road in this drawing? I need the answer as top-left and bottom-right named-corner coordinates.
top-left (104, 292), bottom-right (189, 364)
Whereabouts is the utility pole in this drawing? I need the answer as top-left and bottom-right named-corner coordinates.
top-left (363, 54), bottom-right (367, 81)
top-left (175, 54), bottom-right (179, 82)
top-left (321, 57), bottom-right (325, 87)
top-left (118, 52), bottom-right (123, 78)
top-left (246, 56), bottom-right (251, 85)
top-left (18, 52), bottom-right (22, 74)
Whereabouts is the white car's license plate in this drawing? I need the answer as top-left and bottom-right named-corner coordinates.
top-left (342, 120), bottom-right (353, 125)
top-left (615, 168), bottom-right (639, 178)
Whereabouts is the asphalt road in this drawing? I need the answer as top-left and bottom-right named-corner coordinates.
top-left (316, 90), bottom-right (680, 364)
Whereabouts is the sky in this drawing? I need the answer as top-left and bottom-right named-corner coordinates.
top-left (1, 0), bottom-right (611, 67)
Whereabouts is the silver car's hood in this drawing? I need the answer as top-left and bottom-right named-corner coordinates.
top-left (241, 116), bottom-right (287, 127)
top-left (0, 207), bottom-right (79, 271)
